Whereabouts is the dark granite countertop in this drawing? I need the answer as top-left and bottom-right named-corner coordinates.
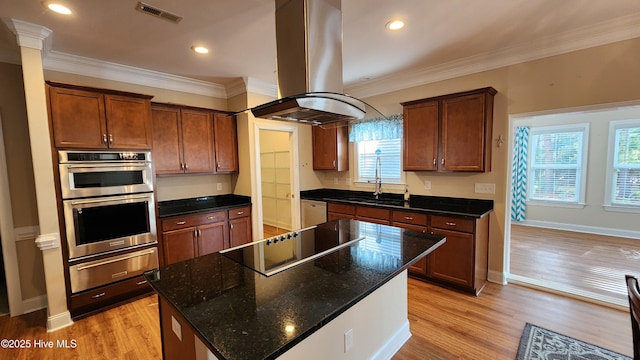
top-left (144, 219), bottom-right (445, 360)
top-left (300, 189), bottom-right (493, 218)
top-left (158, 194), bottom-right (251, 218)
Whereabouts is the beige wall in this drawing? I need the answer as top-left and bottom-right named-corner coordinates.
top-left (0, 62), bottom-right (45, 300)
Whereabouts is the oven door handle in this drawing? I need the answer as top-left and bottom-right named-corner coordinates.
top-left (74, 249), bottom-right (156, 271)
top-left (68, 193), bottom-right (152, 206)
top-left (65, 163), bottom-right (150, 169)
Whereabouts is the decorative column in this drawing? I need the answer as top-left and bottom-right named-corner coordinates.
top-left (3, 19), bottom-right (73, 331)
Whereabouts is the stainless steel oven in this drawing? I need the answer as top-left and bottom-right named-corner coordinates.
top-left (59, 150), bottom-right (153, 199)
top-left (63, 192), bottom-right (157, 260)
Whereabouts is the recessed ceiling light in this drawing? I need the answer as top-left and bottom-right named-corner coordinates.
top-left (45, 2), bottom-right (72, 15)
top-left (385, 19), bottom-right (405, 31)
top-left (191, 46), bottom-right (209, 54)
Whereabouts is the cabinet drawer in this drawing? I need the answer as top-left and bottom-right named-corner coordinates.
top-left (228, 206), bottom-right (250, 219)
top-left (356, 206), bottom-right (390, 221)
top-left (162, 211), bottom-right (226, 231)
top-left (430, 215), bottom-right (474, 233)
top-left (328, 202), bottom-right (355, 215)
top-left (392, 211), bottom-right (427, 226)
top-left (70, 274), bottom-right (152, 315)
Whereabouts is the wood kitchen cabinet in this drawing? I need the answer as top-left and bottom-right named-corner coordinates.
top-left (422, 214), bottom-right (489, 295)
top-left (327, 202), bottom-right (355, 220)
top-left (402, 87), bottom-right (496, 172)
top-left (391, 210), bottom-right (428, 274)
top-left (160, 205), bottom-right (251, 266)
top-left (152, 103), bottom-right (238, 175)
top-left (312, 124), bottom-right (348, 171)
top-left (48, 82), bottom-right (153, 149)
top-left (152, 104), bottom-right (214, 174)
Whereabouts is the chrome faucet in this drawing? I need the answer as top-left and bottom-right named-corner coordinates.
top-left (373, 156), bottom-right (382, 199)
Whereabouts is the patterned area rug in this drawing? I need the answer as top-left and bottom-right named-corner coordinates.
top-left (516, 323), bottom-right (631, 360)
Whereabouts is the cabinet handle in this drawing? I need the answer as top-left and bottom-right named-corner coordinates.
top-left (184, 163), bottom-right (189, 171)
top-left (136, 280), bottom-right (148, 286)
top-left (109, 134), bottom-right (113, 144)
top-left (102, 134), bottom-right (108, 144)
top-left (404, 216), bottom-right (413, 220)
top-left (441, 158), bottom-right (445, 166)
top-left (176, 221), bottom-right (186, 225)
top-left (332, 160), bottom-right (336, 167)
top-left (433, 158), bottom-right (436, 166)
top-left (91, 292), bottom-right (106, 299)
top-left (445, 221), bottom-right (457, 226)
top-left (198, 229), bottom-right (201, 237)
top-left (207, 216), bottom-right (214, 220)
top-left (236, 211), bottom-right (244, 215)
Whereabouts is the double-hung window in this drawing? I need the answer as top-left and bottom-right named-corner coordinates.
top-left (350, 115), bottom-right (403, 184)
top-left (605, 120), bottom-right (640, 209)
top-left (527, 124), bottom-right (589, 205)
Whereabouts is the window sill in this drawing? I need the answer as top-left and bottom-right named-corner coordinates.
top-left (527, 200), bottom-right (585, 209)
top-left (603, 204), bottom-right (640, 214)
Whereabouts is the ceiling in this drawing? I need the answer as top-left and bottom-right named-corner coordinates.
top-left (1, 0), bottom-right (640, 97)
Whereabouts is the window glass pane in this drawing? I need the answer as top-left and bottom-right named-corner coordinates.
top-left (531, 132), bottom-right (581, 166)
top-left (531, 169), bottom-right (577, 201)
top-left (615, 127), bottom-right (640, 165)
top-left (357, 138), bottom-right (401, 182)
top-left (613, 169), bottom-right (640, 205)
top-left (612, 126), bottom-right (640, 206)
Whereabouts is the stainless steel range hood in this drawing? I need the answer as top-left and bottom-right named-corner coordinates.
top-left (250, 0), bottom-right (366, 125)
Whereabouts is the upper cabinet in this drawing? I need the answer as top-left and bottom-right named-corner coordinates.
top-left (402, 87), bottom-right (496, 172)
top-left (47, 82), bottom-right (153, 150)
top-left (151, 103), bottom-right (238, 175)
top-left (312, 124), bottom-right (348, 171)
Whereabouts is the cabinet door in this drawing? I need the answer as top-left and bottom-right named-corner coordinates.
top-left (426, 229), bottom-right (474, 288)
top-left (49, 86), bottom-right (107, 149)
top-left (163, 228), bottom-right (197, 265)
top-left (152, 106), bottom-right (184, 174)
top-left (104, 95), bottom-right (153, 149)
top-left (197, 222), bottom-right (228, 256)
top-left (391, 221), bottom-right (428, 275)
top-left (229, 216), bottom-right (252, 248)
top-left (180, 109), bottom-right (214, 173)
top-left (213, 113), bottom-right (239, 173)
top-left (441, 93), bottom-right (488, 171)
top-left (403, 101), bottom-right (438, 171)
top-left (312, 126), bottom-right (348, 170)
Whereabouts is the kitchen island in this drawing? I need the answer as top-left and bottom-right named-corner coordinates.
top-left (145, 219), bottom-right (445, 360)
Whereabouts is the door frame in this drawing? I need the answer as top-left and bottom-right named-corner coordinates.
top-left (253, 121), bottom-right (301, 240)
top-left (0, 114), bottom-right (24, 316)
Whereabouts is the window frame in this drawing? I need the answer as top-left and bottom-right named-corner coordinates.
top-left (604, 119), bottom-right (640, 213)
top-left (353, 137), bottom-right (405, 186)
top-left (526, 123), bottom-right (589, 208)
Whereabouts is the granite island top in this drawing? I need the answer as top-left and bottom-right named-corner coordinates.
top-left (144, 219), bottom-right (445, 360)
top-left (301, 189), bottom-right (494, 218)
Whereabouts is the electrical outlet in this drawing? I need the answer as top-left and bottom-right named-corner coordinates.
top-left (216, 183), bottom-right (222, 191)
top-left (171, 316), bottom-right (182, 341)
top-left (334, 177), bottom-right (339, 185)
top-left (424, 180), bottom-right (431, 190)
top-left (474, 183), bottom-right (496, 194)
top-left (344, 329), bottom-right (353, 352)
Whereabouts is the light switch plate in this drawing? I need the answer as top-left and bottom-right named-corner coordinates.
top-left (424, 180), bottom-right (431, 190)
top-left (474, 183), bottom-right (496, 194)
top-left (344, 329), bottom-right (353, 352)
top-left (216, 183), bottom-right (222, 191)
top-left (171, 315), bottom-right (182, 341)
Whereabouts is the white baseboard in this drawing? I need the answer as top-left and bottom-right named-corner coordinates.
top-left (22, 294), bottom-right (47, 313)
top-left (47, 311), bottom-right (73, 332)
top-left (513, 219), bottom-right (640, 240)
top-left (371, 320), bottom-right (412, 360)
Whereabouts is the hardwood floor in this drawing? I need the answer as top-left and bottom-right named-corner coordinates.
top-left (0, 278), bottom-right (632, 359)
top-left (510, 224), bottom-right (640, 303)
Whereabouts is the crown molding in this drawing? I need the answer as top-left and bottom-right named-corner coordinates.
top-left (43, 50), bottom-right (228, 98)
top-left (346, 13), bottom-right (640, 99)
top-left (2, 19), bottom-right (52, 51)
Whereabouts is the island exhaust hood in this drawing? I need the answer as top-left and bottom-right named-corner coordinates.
top-left (250, 0), bottom-right (367, 125)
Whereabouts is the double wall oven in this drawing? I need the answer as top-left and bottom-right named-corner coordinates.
top-left (59, 151), bottom-right (158, 294)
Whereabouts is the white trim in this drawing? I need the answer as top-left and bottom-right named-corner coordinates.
top-left (507, 274), bottom-right (627, 310)
top-left (22, 294), bottom-right (47, 314)
top-left (512, 219), bottom-right (640, 240)
top-left (14, 225), bottom-right (40, 241)
top-left (346, 13), bottom-right (640, 99)
top-left (2, 19), bottom-right (52, 51)
top-left (487, 270), bottom-right (507, 285)
top-left (43, 51), bottom-right (227, 98)
top-left (527, 200), bottom-right (586, 209)
top-left (0, 113), bottom-right (24, 316)
top-left (35, 232), bottom-right (61, 250)
top-left (604, 118), bottom-right (640, 210)
top-left (370, 320), bottom-right (411, 360)
top-left (46, 311), bottom-right (73, 332)
top-left (603, 205), bottom-right (640, 214)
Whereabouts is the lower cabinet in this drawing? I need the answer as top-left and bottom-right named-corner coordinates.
top-left (70, 275), bottom-right (152, 318)
top-left (160, 205), bottom-right (251, 266)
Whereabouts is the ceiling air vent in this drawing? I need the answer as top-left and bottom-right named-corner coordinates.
top-left (135, 2), bottom-right (182, 24)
